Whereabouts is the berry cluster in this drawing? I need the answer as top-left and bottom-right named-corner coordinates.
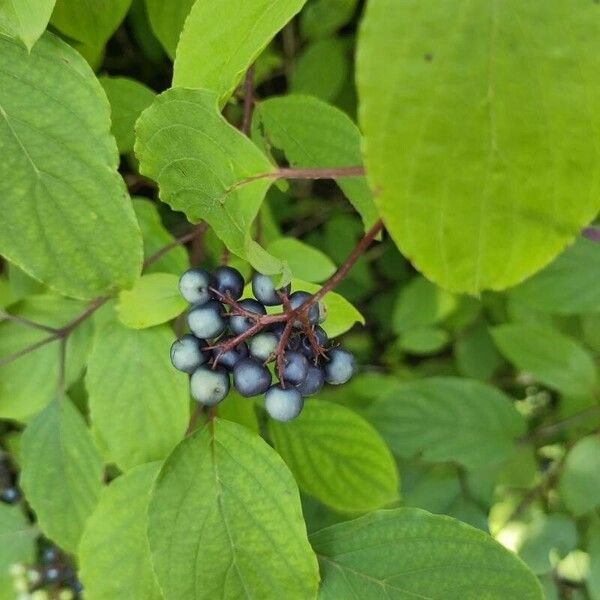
top-left (171, 266), bottom-right (355, 421)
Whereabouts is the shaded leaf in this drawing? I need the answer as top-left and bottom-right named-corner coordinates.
top-left (268, 238), bottom-right (335, 283)
top-left (145, 0), bottom-right (194, 58)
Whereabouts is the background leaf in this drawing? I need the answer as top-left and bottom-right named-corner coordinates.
top-left (79, 462), bottom-right (163, 600)
top-left (173, 0), bottom-right (306, 101)
top-left (117, 273), bottom-right (187, 329)
top-left (254, 95), bottom-right (379, 231)
top-left (268, 238), bottom-right (336, 283)
top-left (86, 314), bottom-right (189, 471)
top-left (363, 377), bottom-right (525, 471)
top-left (145, 0), bottom-right (194, 58)
top-left (99, 76), bottom-right (155, 154)
top-left (20, 397), bottom-right (103, 553)
top-left (357, 0), bottom-right (600, 293)
top-left (0, 295), bottom-right (92, 421)
top-left (148, 418), bottom-right (320, 600)
top-left (299, 0), bottom-right (357, 41)
top-left (0, 0), bottom-right (55, 50)
top-left (0, 33), bottom-right (143, 299)
top-left (269, 400), bottom-right (399, 513)
top-left (492, 324), bottom-right (598, 398)
top-left (558, 436), bottom-right (600, 517)
top-left (310, 508), bottom-right (543, 599)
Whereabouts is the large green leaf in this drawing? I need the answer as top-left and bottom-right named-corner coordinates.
top-left (79, 462), bottom-right (162, 600)
top-left (0, 503), bottom-right (36, 571)
top-left (0, 33), bottom-right (142, 299)
top-left (0, 294), bottom-right (92, 421)
top-left (491, 324), bottom-right (598, 397)
top-left (51, 0), bottom-right (131, 50)
top-left (20, 397), bottom-right (103, 553)
top-left (357, 0), bottom-right (600, 294)
top-left (135, 87), bottom-right (289, 283)
top-left (509, 238), bottom-right (600, 314)
top-left (269, 400), bottom-right (398, 513)
top-left (86, 315), bottom-right (189, 471)
top-left (117, 273), bottom-right (187, 329)
top-left (173, 0), bottom-right (306, 101)
top-left (145, 0), bottom-right (194, 58)
top-left (132, 198), bottom-right (189, 276)
top-left (99, 76), bottom-right (155, 154)
top-left (254, 95), bottom-right (379, 231)
top-left (363, 377), bottom-right (525, 472)
top-left (0, 0), bottom-right (55, 49)
top-left (558, 436), bottom-right (600, 517)
top-left (148, 418), bottom-right (319, 600)
top-left (311, 508), bottom-right (543, 599)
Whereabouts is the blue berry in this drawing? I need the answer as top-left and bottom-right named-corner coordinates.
top-left (249, 332), bottom-right (279, 362)
top-left (179, 268), bottom-right (214, 305)
top-left (212, 339), bottom-right (249, 370)
top-left (213, 266), bottom-right (244, 300)
top-left (289, 291), bottom-right (320, 327)
top-left (300, 327), bottom-right (328, 358)
top-left (265, 385), bottom-right (304, 421)
top-left (283, 351), bottom-right (309, 385)
top-left (233, 357), bottom-right (272, 397)
top-left (187, 300), bottom-right (226, 339)
top-left (297, 366), bottom-right (325, 396)
top-left (41, 547), bottom-right (59, 564)
top-left (170, 334), bottom-right (208, 373)
top-left (324, 348), bottom-right (355, 385)
top-left (251, 273), bottom-right (291, 306)
top-left (0, 487), bottom-right (20, 504)
top-left (190, 366), bottom-right (230, 405)
top-left (45, 566), bottom-right (61, 583)
top-left (229, 299), bottom-right (266, 335)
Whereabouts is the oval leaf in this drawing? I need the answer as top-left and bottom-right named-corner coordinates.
top-left (363, 377), bottom-right (525, 472)
top-left (79, 462), bottom-right (163, 600)
top-left (173, 0), bottom-right (306, 101)
top-left (269, 400), bottom-right (399, 513)
top-left (20, 397), bottom-right (103, 553)
top-left (145, 0), bottom-right (195, 58)
top-left (117, 273), bottom-right (187, 329)
top-left (86, 315), bottom-right (189, 471)
top-left (0, 0), bottom-right (55, 49)
top-left (357, 0), bottom-right (600, 293)
top-left (311, 508), bottom-right (543, 599)
top-left (0, 32), bottom-right (142, 299)
top-left (268, 238), bottom-right (336, 283)
top-left (148, 418), bottom-right (319, 600)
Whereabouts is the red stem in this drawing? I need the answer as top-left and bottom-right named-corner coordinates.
top-left (241, 64), bottom-right (255, 137)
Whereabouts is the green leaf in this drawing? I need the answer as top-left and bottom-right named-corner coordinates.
top-left (215, 390), bottom-right (259, 433)
top-left (50, 0), bottom-right (131, 50)
top-left (393, 275), bottom-right (457, 334)
top-left (0, 0), bottom-right (55, 50)
top-left (0, 33), bottom-right (142, 299)
top-left (588, 521), bottom-right (600, 600)
top-left (510, 238), bottom-right (600, 315)
top-left (145, 0), bottom-right (195, 58)
top-left (132, 198), bottom-right (189, 276)
top-left (399, 325), bottom-right (450, 355)
top-left (117, 273), bottom-right (187, 329)
top-left (357, 0), bottom-right (600, 294)
top-left (20, 397), bottom-right (103, 553)
top-left (558, 436), bottom-right (600, 517)
top-left (0, 504), bottom-right (36, 572)
top-left (364, 377), bottom-right (525, 471)
top-left (86, 315), bottom-right (189, 471)
top-left (310, 508), bottom-right (543, 599)
top-left (291, 39), bottom-right (348, 102)
top-left (254, 95), bottom-right (379, 231)
top-left (0, 295), bottom-right (92, 421)
top-left (269, 400), bottom-right (399, 513)
top-left (147, 418), bottom-right (319, 600)
top-left (517, 513), bottom-right (578, 575)
top-left (292, 278), bottom-right (364, 337)
top-left (99, 76), bottom-right (155, 154)
top-left (491, 324), bottom-right (598, 397)
top-left (300, 0), bottom-right (357, 41)
top-left (267, 238), bottom-right (336, 283)
top-left (79, 462), bottom-right (162, 600)
top-left (135, 87), bottom-right (289, 283)
top-left (455, 322), bottom-right (503, 380)
top-left (173, 0), bottom-right (306, 101)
